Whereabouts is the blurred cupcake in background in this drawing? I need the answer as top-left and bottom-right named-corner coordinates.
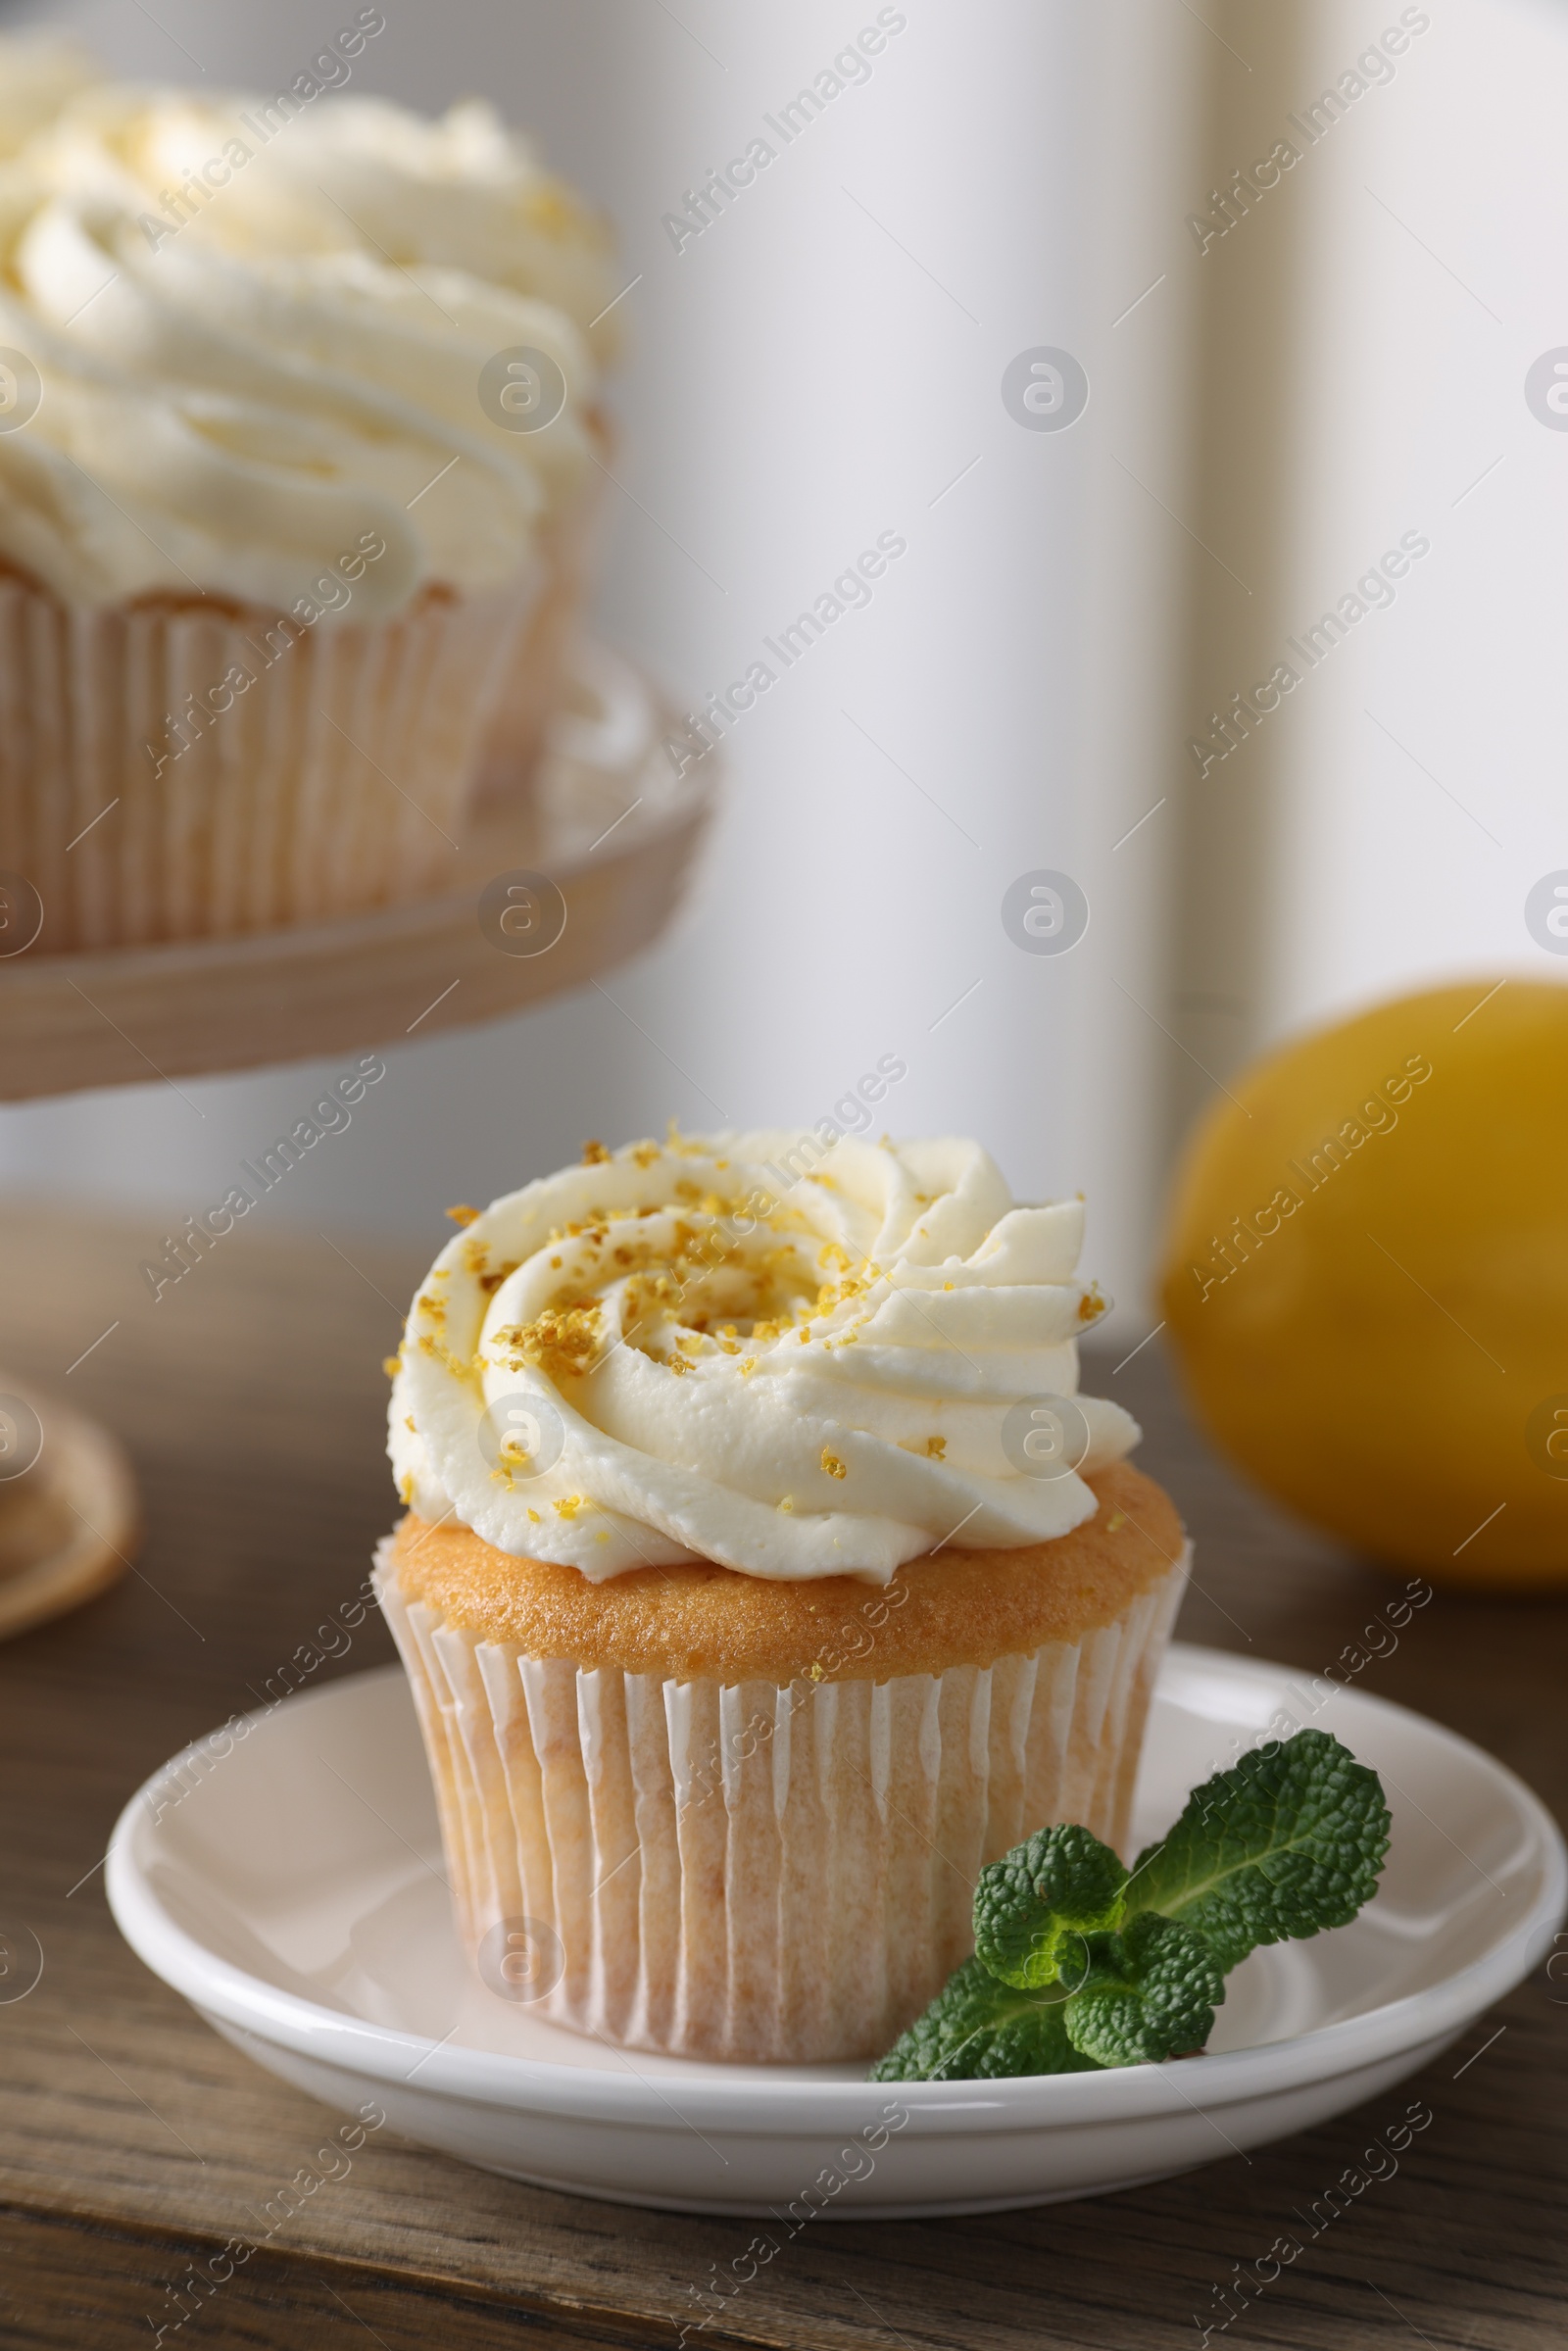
top-left (0, 31), bottom-right (619, 949)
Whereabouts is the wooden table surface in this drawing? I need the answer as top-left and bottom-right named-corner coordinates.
top-left (1, 1204), bottom-right (1564, 2350)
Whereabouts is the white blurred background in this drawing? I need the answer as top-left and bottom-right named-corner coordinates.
top-left (1, 0), bottom-right (1564, 1337)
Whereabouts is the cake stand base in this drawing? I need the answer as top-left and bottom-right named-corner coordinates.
top-left (0, 1375), bottom-right (138, 1641)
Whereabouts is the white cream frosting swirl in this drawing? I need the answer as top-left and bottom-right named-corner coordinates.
top-left (388, 1133), bottom-right (1139, 1585)
top-left (0, 42), bottom-right (616, 612)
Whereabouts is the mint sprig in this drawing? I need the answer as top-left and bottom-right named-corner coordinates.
top-left (872, 1958), bottom-right (1102, 2082)
top-left (1122, 1726), bottom-right (1392, 1970)
top-left (1061, 1913), bottom-right (1226, 2067)
top-left (871, 1730), bottom-right (1390, 2082)
top-left (973, 1821), bottom-right (1128, 1988)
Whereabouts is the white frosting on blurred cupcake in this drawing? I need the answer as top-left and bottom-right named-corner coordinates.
top-left (0, 42), bottom-right (616, 613)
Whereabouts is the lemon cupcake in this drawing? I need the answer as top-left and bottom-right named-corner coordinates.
top-left (378, 1132), bottom-right (1189, 2064)
top-left (0, 42), bottom-right (617, 948)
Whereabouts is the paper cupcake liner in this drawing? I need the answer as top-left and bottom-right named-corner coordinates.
top-left (473, 465), bottom-right (608, 808)
top-left (0, 562), bottom-right (537, 950)
top-left (373, 1540), bottom-right (1191, 2065)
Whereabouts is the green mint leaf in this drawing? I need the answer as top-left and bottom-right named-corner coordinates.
top-left (869, 1956), bottom-right (1106, 2082)
top-left (972, 1823), bottom-right (1129, 1989)
top-left (871, 1727), bottom-right (1393, 2082)
top-left (1122, 1728), bottom-right (1392, 1972)
top-left (1060, 1912), bottom-right (1225, 2067)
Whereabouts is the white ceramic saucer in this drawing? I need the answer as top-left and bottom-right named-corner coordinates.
top-left (106, 1647), bottom-right (1566, 2218)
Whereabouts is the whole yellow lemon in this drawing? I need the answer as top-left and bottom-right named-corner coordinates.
top-left (1157, 978), bottom-right (1568, 1587)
